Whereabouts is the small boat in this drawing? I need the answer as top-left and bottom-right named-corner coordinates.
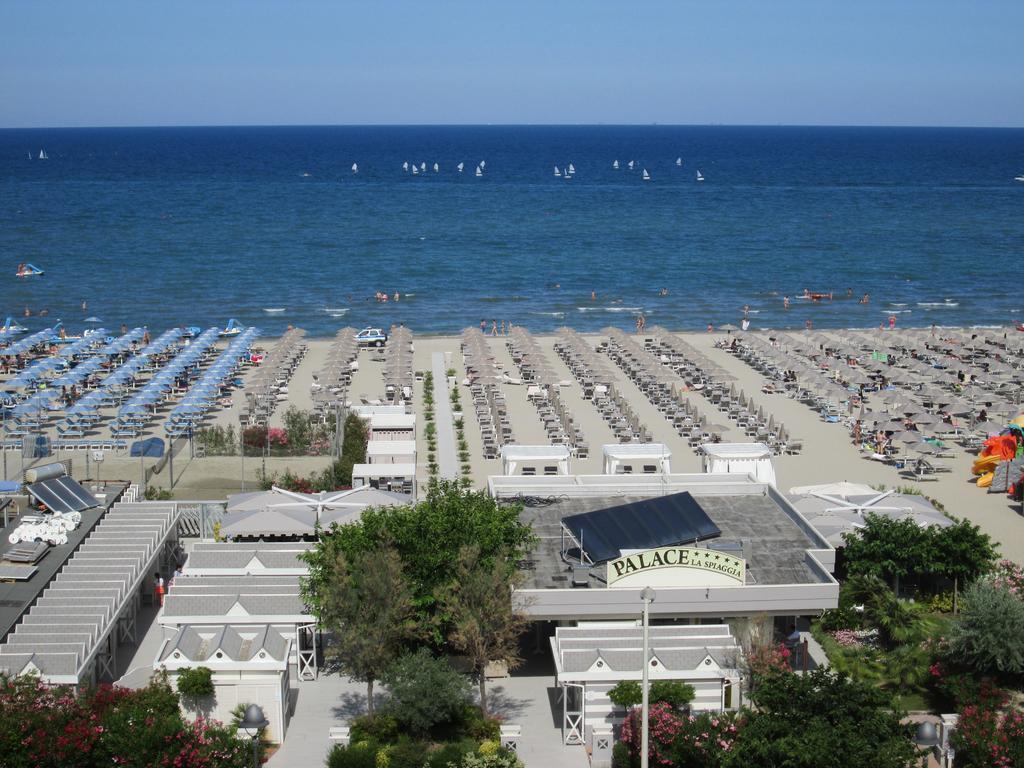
top-left (642, 169), bottom-right (650, 181)
top-left (27, 152), bottom-right (32, 160)
top-left (433, 163), bottom-right (439, 173)
top-left (263, 308), bottom-right (286, 313)
top-left (412, 165), bottom-right (419, 175)
top-left (568, 163), bottom-right (575, 175)
top-left (0, 318), bottom-right (28, 336)
top-left (676, 157), bottom-right (682, 166)
top-left (220, 319), bottom-right (243, 338)
top-left (38, 150), bottom-right (48, 160)
top-left (352, 163), bottom-right (358, 173)
top-left (403, 161), bottom-right (409, 172)
top-left (1016, 175), bottom-right (1024, 182)
top-left (420, 162), bottom-right (426, 172)
top-left (475, 165), bottom-right (483, 177)
top-left (628, 160), bottom-right (635, 170)
top-left (696, 170), bottom-right (705, 182)
top-left (563, 168), bottom-right (572, 180)
top-left (457, 162), bottom-right (464, 173)
top-left (15, 263), bottom-right (44, 277)
top-left (612, 160), bottom-right (619, 169)
top-left (554, 166), bottom-right (561, 177)
top-left (480, 160), bottom-right (486, 168)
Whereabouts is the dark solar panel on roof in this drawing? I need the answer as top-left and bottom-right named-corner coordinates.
top-left (27, 477), bottom-right (100, 514)
top-left (561, 492), bottom-right (720, 564)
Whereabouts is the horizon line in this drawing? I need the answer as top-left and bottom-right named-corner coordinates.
top-left (2, 121), bottom-right (1023, 131)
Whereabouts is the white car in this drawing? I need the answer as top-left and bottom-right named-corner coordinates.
top-left (355, 328), bottom-right (389, 347)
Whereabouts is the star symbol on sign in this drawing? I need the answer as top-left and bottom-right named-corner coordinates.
top-left (714, 555), bottom-right (720, 560)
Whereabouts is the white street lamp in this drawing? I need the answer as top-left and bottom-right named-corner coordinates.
top-left (640, 587), bottom-right (656, 768)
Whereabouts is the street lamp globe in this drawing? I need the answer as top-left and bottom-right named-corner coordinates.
top-left (239, 703), bottom-right (269, 737)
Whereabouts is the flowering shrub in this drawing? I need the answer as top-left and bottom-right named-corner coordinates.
top-left (746, 643), bottom-right (792, 682)
top-left (620, 702), bottom-right (740, 768)
top-left (989, 559), bottom-right (1024, 597)
top-left (0, 672), bottom-right (251, 768)
top-left (267, 428), bottom-right (289, 447)
top-left (830, 628), bottom-right (879, 648)
top-left (951, 684), bottom-right (1024, 768)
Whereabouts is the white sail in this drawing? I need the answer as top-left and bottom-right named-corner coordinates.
top-left (457, 162), bottom-right (464, 172)
top-left (696, 170), bottom-right (704, 182)
top-left (554, 166), bottom-right (561, 177)
top-left (412, 165), bottom-right (419, 174)
top-left (642, 169), bottom-right (650, 180)
top-left (628, 160), bottom-right (634, 170)
top-left (475, 165), bottom-right (483, 177)
top-left (352, 163), bottom-right (358, 173)
top-left (28, 152), bottom-right (32, 160)
top-left (433, 163), bottom-right (439, 172)
top-left (568, 163), bottom-right (575, 174)
top-left (612, 160), bottom-right (619, 169)
top-left (403, 161), bottom-right (409, 171)
top-left (39, 150), bottom-right (47, 160)
top-left (420, 162), bottom-right (426, 172)
top-left (479, 160), bottom-right (486, 169)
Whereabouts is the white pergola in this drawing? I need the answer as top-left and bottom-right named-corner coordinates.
top-left (699, 442), bottom-right (776, 485)
top-left (500, 445), bottom-right (571, 476)
top-left (601, 443), bottom-right (671, 475)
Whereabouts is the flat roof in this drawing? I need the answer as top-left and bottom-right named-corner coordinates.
top-left (512, 486), bottom-right (833, 591)
top-left (699, 443), bottom-right (772, 459)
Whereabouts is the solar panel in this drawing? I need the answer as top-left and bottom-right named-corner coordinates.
top-left (26, 477), bottom-right (100, 514)
top-left (562, 492), bottom-right (721, 564)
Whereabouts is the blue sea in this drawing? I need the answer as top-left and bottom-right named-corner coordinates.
top-left (2, 125), bottom-right (1023, 337)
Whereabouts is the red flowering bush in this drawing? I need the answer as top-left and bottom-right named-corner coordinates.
top-left (0, 673), bottom-right (252, 768)
top-left (746, 643), bottom-right (792, 683)
top-left (620, 702), bottom-right (741, 767)
top-left (266, 428), bottom-right (289, 448)
top-left (989, 559), bottom-right (1024, 597)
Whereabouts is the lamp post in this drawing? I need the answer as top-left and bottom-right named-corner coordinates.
top-left (640, 586), bottom-right (656, 768)
top-left (238, 414), bottom-right (247, 493)
top-left (914, 721), bottom-right (939, 768)
top-left (238, 703), bottom-right (268, 768)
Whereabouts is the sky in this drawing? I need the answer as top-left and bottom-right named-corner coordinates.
top-left (1, 0), bottom-right (1021, 128)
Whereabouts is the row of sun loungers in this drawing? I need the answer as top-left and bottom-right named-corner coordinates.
top-left (383, 326), bottom-right (414, 405)
top-left (461, 329), bottom-right (514, 459)
top-left (506, 328), bottom-right (588, 456)
top-left (310, 327), bottom-right (359, 420)
top-left (240, 328), bottom-right (307, 427)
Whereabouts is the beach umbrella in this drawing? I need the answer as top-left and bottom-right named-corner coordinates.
top-left (719, 324), bottom-right (739, 332)
top-left (881, 419), bottom-right (906, 431)
top-left (913, 441), bottom-right (939, 455)
top-left (893, 430), bottom-right (922, 444)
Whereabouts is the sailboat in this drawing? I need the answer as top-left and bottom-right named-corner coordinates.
top-left (628, 160), bottom-right (635, 170)
top-left (554, 166), bottom-right (561, 177)
top-left (433, 163), bottom-right (439, 173)
top-left (479, 160), bottom-right (486, 169)
top-left (420, 162), bottom-right (426, 172)
top-left (403, 161), bottom-right (409, 172)
top-left (27, 152), bottom-right (32, 160)
top-left (38, 150), bottom-right (48, 160)
top-left (612, 160), bottom-right (619, 169)
top-left (562, 168), bottom-right (571, 180)
top-left (1015, 175), bottom-right (1024, 182)
top-left (412, 165), bottom-right (419, 175)
top-left (642, 169), bottom-right (651, 181)
top-left (567, 163), bottom-right (575, 175)
top-left (475, 165), bottom-right (483, 177)
top-left (676, 157), bottom-right (682, 166)
top-left (352, 163), bottom-right (358, 174)
top-left (457, 162), bottom-right (464, 173)
top-left (696, 170), bottom-right (705, 182)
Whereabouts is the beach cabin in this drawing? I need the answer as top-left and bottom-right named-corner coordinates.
top-left (365, 440), bottom-right (416, 465)
top-left (158, 625), bottom-right (292, 743)
top-left (365, 413), bottom-right (416, 442)
top-left (602, 443), bottom-right (671, 475)
top-left (500, 445), bottom-right (571, 477)
top-left (350, 404), bottom-right (408, 417)
top-left (699, 443), bottom-right (776, 486)
top-left (350, 463), bottom-right (417, 498)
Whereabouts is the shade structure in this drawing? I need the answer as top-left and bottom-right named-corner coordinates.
top-left (130, 437), bottom-right (165, 458)
top-left (561, 491), bottom-right (721, 565)
top-left (26, 476), bottom-right (99, 514)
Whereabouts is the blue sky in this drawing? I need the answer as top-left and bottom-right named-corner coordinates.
top-left (1, 0), bottom-right (1021, 128)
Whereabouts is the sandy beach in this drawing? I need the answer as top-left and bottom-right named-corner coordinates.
top-left (26, 326), bottom-right (1010, 563)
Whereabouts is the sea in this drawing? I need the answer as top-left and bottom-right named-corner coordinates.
top-left (2, 125), bottom-right (1023, 338)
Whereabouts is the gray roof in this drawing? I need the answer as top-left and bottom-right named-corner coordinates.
top-left (0, 502), bottom-right (179, 683)
top-left (158, 624), bottom-right (290, 663)
top-left (160, 574), bottom-right (309, 622)
top-left (221, 487), bottom-right (407, 538)
top-left (518, 493), bottom-right (830, 590)
top-left (789, 491), bottom-right (952, 547)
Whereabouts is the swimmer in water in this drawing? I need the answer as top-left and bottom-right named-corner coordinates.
top-left (591, 290), bottom-right (597, 301)
top-left (783, 296), bottom-right (790, 310)
top-left (81, 300), bottom-right (87, 311)
top-left (860, 293), bottom-right (870, 304)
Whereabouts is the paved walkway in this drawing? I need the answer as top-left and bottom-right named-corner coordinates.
top-left (432, 352), bottom-right (459, 480)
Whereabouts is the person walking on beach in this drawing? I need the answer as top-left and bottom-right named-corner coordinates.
top-left (889, 314), bottom-right (897, 330)
top-left (480, 319), bottom-right (486, 334)
top-left (805, 319), bottom-right (813, 331)
top-left (491, 320), bottom-right (498, 336)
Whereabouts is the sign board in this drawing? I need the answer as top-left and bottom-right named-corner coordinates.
top-left (92, 451), bottom-right (105, 463)
top-left (606, 546), bottom-right (746, 588)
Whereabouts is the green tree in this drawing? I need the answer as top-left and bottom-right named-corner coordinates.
top-left (946, 580), bottom-right (1024, 677)
top-left (724, 669), bottom-right (917, 768)
top-left (302, 481), bottom-right (535, 644)
top-left (380, 648), bottom-right (472, 736)
top-left (841, 515), bottom-right (929, 594)
top-left (931, 519), bottom-right (998, 612)
top-left (444, 545), bottom-right (529, 716)
top-left (607, 679), bottom-right (695, 712)
top-left (320, 544), bottom-right (420, 715)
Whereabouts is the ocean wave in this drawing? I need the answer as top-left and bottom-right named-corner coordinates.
top-left (263, 307), bottom-right (286, 313)
top-left (533, 311), bottom-right (566, 317)
top-left (321, 307), bottom-right (349, 314)
top-left (604, 306), bottom-right (643, 313)
top-left (917, 301), bottom-right (959, 308)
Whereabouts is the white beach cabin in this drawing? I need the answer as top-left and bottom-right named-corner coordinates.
top-left (500, 445), bottom-right (571, 477)
top-left (365, 413), bottom-right (416, 442)
top-left (699, 442), bottom-right (776, 485)
top-left (351, 463), bottom-right (417, 497)
top-left (602, 443), bottom-right (671, 475)
top-left (365, 440), bottom-right (416, 465)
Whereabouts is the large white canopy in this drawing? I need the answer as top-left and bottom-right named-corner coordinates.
top-left (601, 443), bottom-right (671, 475)
top-left (500, 445), bottom-right (571, 476)
top-left (699, 442), bottom-right (776, 485)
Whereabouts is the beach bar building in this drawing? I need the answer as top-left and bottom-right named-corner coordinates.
top-left (488, 470), bottom-right (838, 745)
top-left (365, 413), bottom-right (416, 442)
top-left (365, 439), bottom-right (416, 465)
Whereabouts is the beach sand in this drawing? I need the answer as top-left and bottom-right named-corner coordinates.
top-left (16, 328), bottom-right (1024, 562)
